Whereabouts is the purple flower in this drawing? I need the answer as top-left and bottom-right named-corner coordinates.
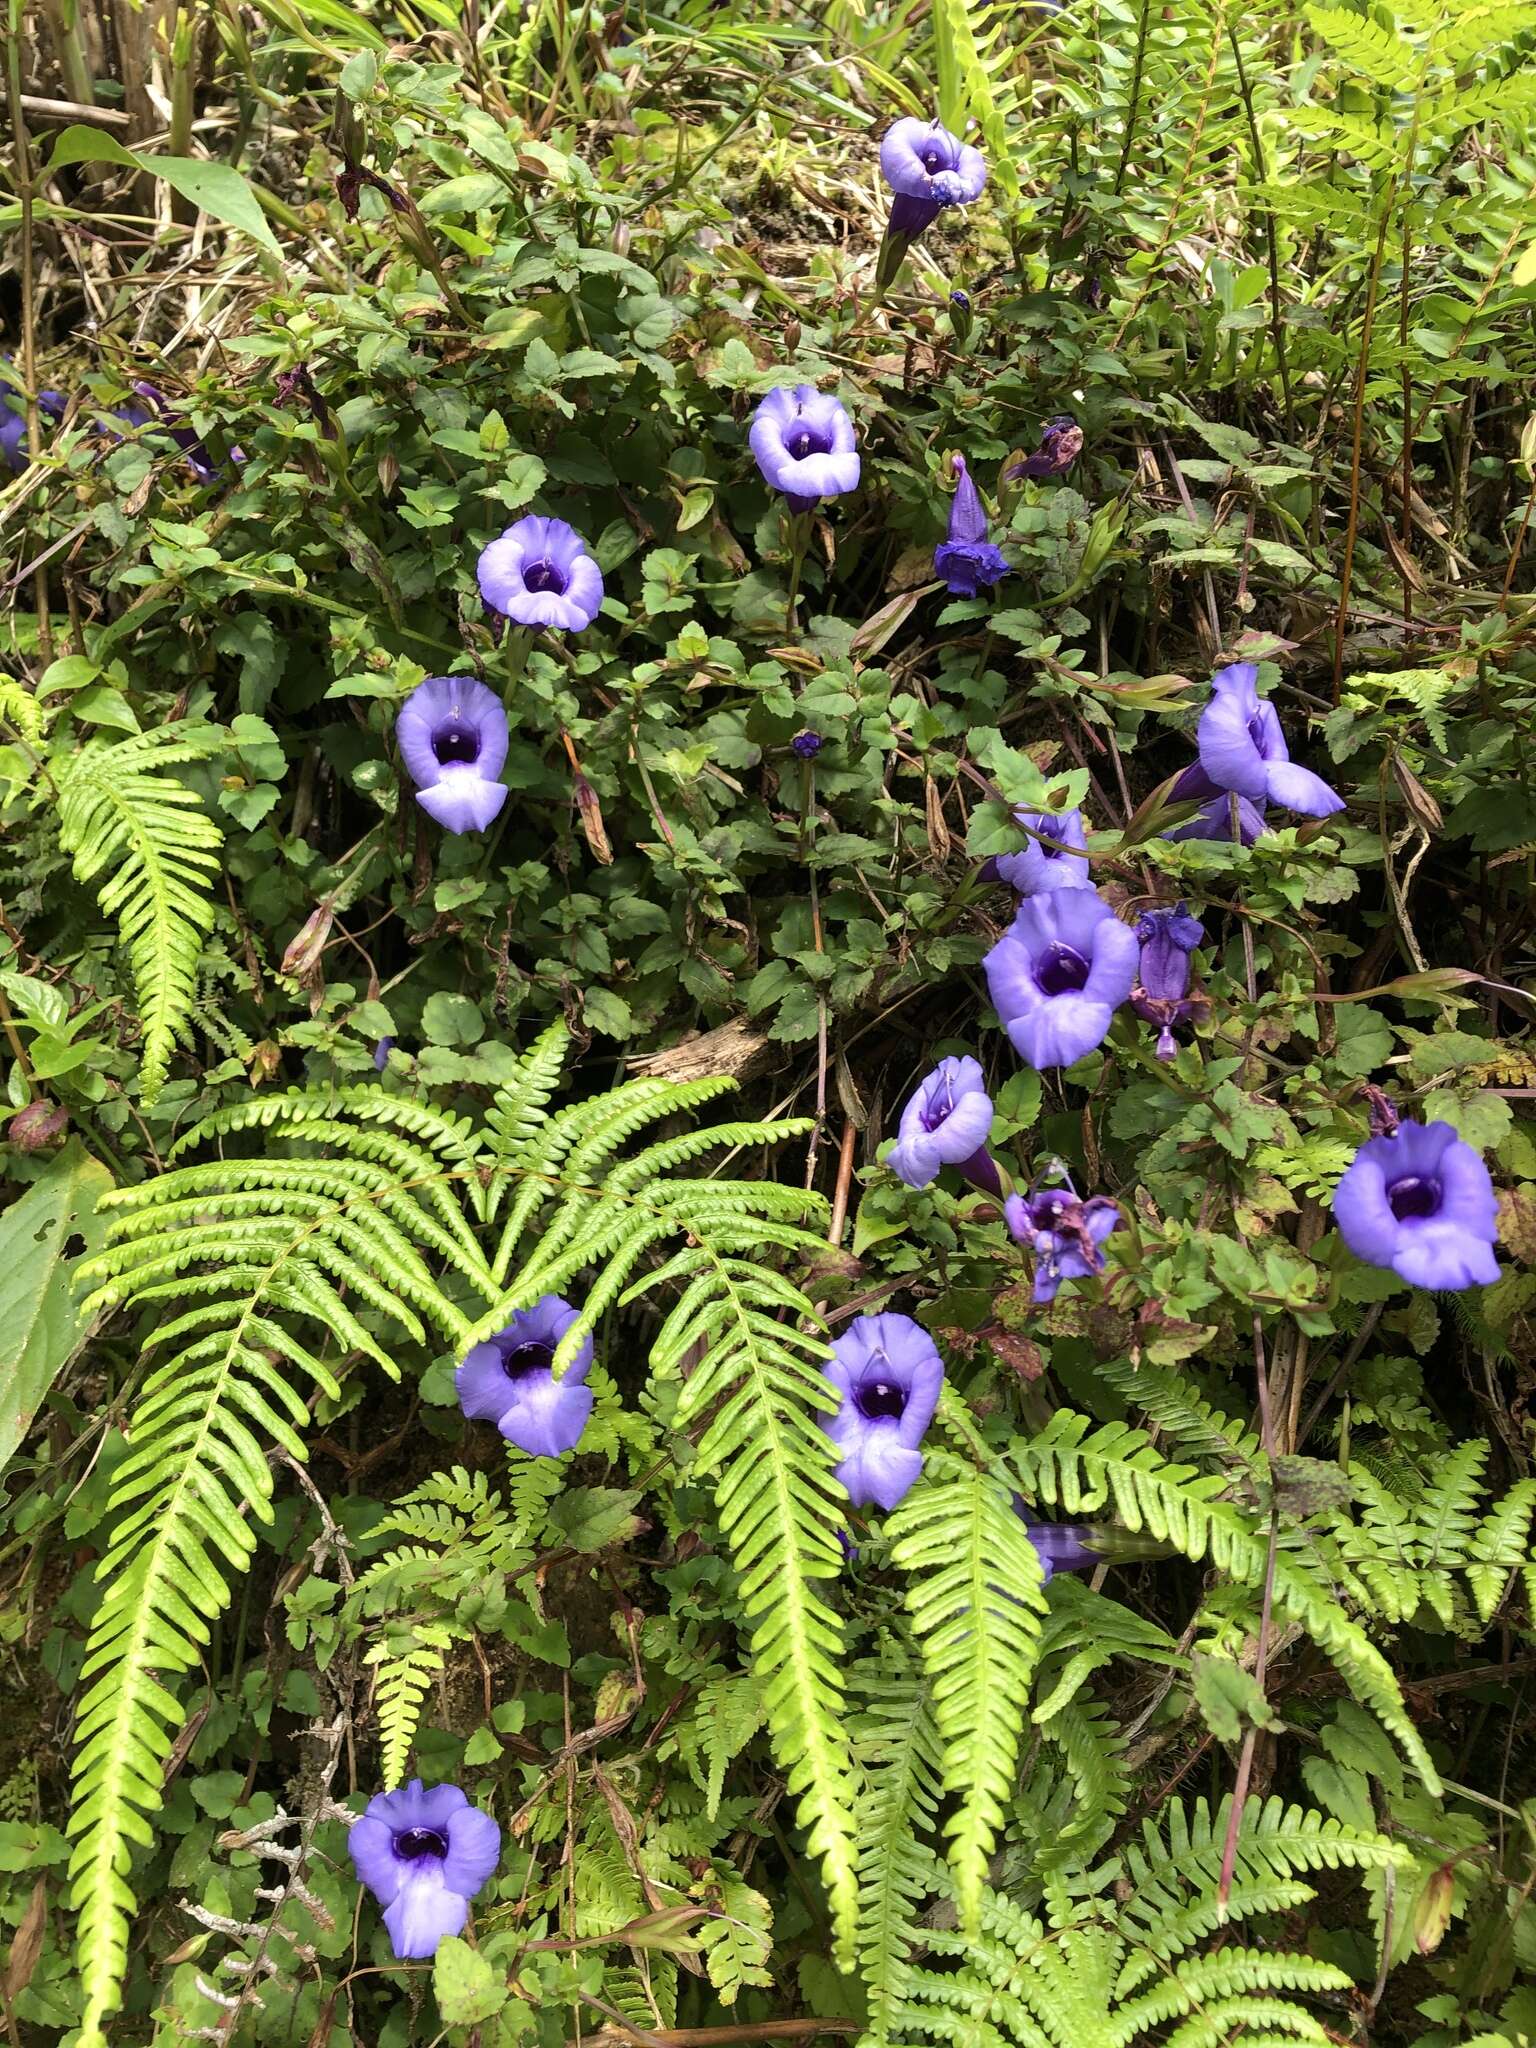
top-left (887, 1055), bottom-right (995, 1190)
top-left (1171, 664), bottom-right (1344, 819)
top-left (1164, 792), bottom-right (1269, 845)
top-left (994, 807), bottom-right (1091, 896)
top-left (348, 1779), bottom-right (500, 1960)
top-left (478, 515), bottom-right (604, 633)
top-left (275, 362), bottom-right (337, 438)
top-left (373, 1036), bottom-right (395, 1071)
top-left (1020, 1519), bottom-right (1102, 1582)
top-left (934, 454), bottom-right (1008, 596)
top-left (1004, 415), bottom-right (1084, 483)
top-left (396, 675), bottom-right (509, 836)
top-left (791, 729), bottom-right (823, 759)
top-left (1131, 903), bottom-right (1207, 1060)
top-left (455, 1294), bottom-right (595, 1457)
top-left (1332, 1120), bottom-right (1499, 1292)
top-left (118, 381), bottom-right (240, 483)
top-left (749, 386), bottom-right (860, 515)
top-left (0, 370), bottom-right (65, 471)
top-left (879, 117), bottom-right (987, 238)
top-left (1004, 1181), bottom-right (1120, 1303)
top-left (984, 890), bottom-right (1138, 1070)
top-left (822, 1312), bottom-right (943, 1511)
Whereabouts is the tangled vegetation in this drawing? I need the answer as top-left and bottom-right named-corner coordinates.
top-left (3, 0), bottom-right (1536, 2042)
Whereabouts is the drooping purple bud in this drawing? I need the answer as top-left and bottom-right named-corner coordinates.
top-left (791, 729), bottom-right (823, 759)
top-left (9, 1099), bottom-right (69, 1152)
top-left (1130, 903), bottom-right (1207, 1060)
top-left (275, 363), bottom-right (337, 439)
top-left (933, 454), bottom-right (1008, 597)
top-left (373, 1036), bottom-right (395, 1071)
top-left (1005, 415), bottom-right (1084, 482)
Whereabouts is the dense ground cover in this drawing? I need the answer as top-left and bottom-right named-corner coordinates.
top-left (4, 0), bottom-right (1536, 2041)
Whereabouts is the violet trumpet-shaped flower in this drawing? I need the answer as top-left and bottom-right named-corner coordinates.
top-left (1332, 1120), bottom-right (1499, 1291)
top-left (822, 1312), bottom-right (943, 1511)
top-left (1171, 664), bottom-right (1344, 819)
top-left (1020, 1519), bottom-right (1102, 1582)
top-left (478, 515), bottom-right (604, 633)
top-left (0, 370), bottom-right (65, 471)
top-left (879, 118), bottom-right (987, 240)
top-left (994, 807), bottom-right (1091, 896)
top-left (934, 454), bottom-right (1008, 596)
top-left (1164, 792), bottom-right (1269, 845)
top-left (1004, 1181), bottom-right (1120, 1303)
top-left (456, 1294), bottom-right (595, 1457)
top-left (984, 890), bottom-right (1138, 1070)
top-left (349, 1779), bottom-right (501, 1959)
top-left (886, 1055), bottom-right (996, 1191)
top-left (749, 386), bottom-right (860, 515)
top-left (118, 381), bottom-right (240, 483)
top-left (1131, 903), bottom-right (1208, 1060)
top-left (396, 675), bottom-right (509, 835)
top-left (1004, 414), bottom-right (1083, 482)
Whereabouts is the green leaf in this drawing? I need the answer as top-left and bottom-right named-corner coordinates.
top-left (545, 1486), bottom-right (643, 1553)
top-left (1191, 1652), bottom-right (1282, 1745)
top-left (0, 1142), bottom-right (113, 1473)
top-left (433, 1936), bottom-right (508, 2026)
top-left (46, 129), bottom-right (282, 265)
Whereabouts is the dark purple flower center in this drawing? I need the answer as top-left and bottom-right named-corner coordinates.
top-left (394, 1827), bottom-right (448, 1861)
top-left (920, 1080), bottom-right (955, 1132)
top-left (1034, 942), bottom-right (1091, 997)
top-left (503, 1340), bottom-right (554, 1381)
top-left (432, 718), bottom-right (481, 767)
top-left (855, 1377), bottom-right (907, 1421)
top-left (523, 558), bottom-right (568, 595)
top-left (786, 419), bottom-right (832, 461)
top-left (921, 146), bottom-right (947, 173)
top-left (1388, 1176), bottom-right (1441, 1222)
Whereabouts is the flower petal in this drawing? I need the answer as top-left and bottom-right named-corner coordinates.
top-left (441, 1802), bottom-right (502, 1898)
top-left (1197, 683), bottom-right (1268, 799)
top-left (383, 1869), bottom-right (469, 1959)
top-left (835, 1433), bottom-right (924, 1512)
top-left (416, 773), bottom-right (508, 835)
top-left (1263, 758), bottom-right (1346, 817)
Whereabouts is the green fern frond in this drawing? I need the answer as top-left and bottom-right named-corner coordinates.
top-left (55, 721), bottom-right (226, 1103)
top-left (931, 0), bottom-right (1021, 204)
top-left (1009, 1413), bottom-right (1440, 1790)
top-left (851, 1653), bottom-right (945, 2048)
top-left (888, 1455), bottom-right (1047, 1933)
top-left (366, 1624), bottom-right (453, 1789)
top-left (1467, 1476), bottom-right (1536, 1621)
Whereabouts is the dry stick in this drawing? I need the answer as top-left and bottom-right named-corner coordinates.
top-left (1, 20), bottom-right (53, 662)
top-left (1331, 193), bottom-right (1396, 704)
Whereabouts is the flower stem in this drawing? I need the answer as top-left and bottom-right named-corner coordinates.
top-left (785, 512), bottom-right (811, 635)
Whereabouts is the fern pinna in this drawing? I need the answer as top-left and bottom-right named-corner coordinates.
top-left (881, 1796), bottom-right (1405, 2048)
top-left (67, 1022), bottom-right (855, 2042)
top-left (54, 720), bottom-right (227, 1105)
